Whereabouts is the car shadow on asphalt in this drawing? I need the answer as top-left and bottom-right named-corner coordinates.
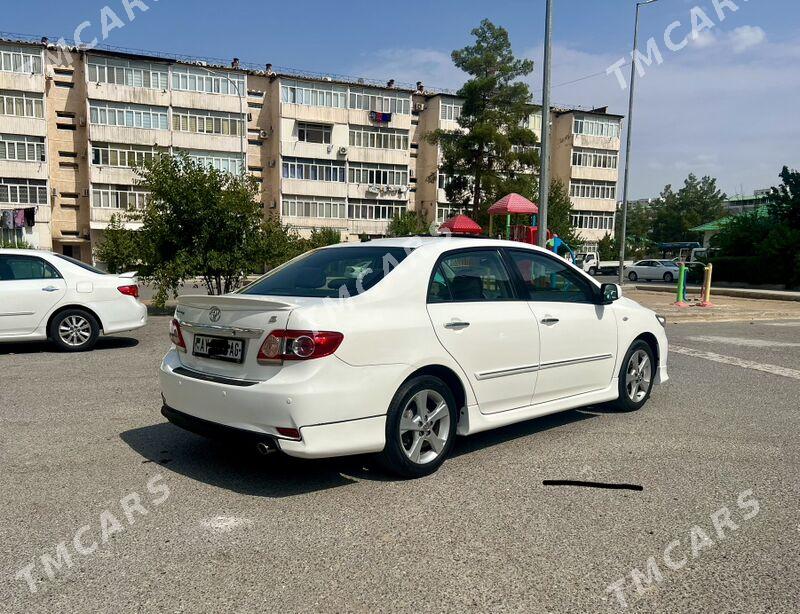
top-left (119, 421), bottom-right (385, 498)
top-left (120, 405), bottom-right (610, 497)
top-left (0, 336), bottom-right (139, 355)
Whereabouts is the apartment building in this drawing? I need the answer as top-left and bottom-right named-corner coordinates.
top-left (0, 36), bottom-right (623, 261)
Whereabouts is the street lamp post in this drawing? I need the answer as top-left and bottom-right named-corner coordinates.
top-left (537, 0), bottom-right (554, 248)
top-left (618, 0), bottom-right (658, 284)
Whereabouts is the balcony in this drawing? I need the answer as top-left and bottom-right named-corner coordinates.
top-left (90, 166), bottom-right (138, 185)
top-left (89, 124), bottom-right (171, 147)
top-left (281, 178), bottom-right (347, 199)
top-left (171, 90), bottom-right (244, 114)
top-left (85, 82), bottom-right (169, 107)
top-left (171, 130), bottom-right (244, 153)
top-left (89, 206), bottom-right (143, 230)
top-left (0, 72), bottom-right (45, 93)
top-left (1, 116), bottom-right (47, 137)
top-left (570, 165), bottom-right (619, 182)
top-left (0, 159), bottom-right (48, 180)
top-left (572, 133), bottom-right (621, 151)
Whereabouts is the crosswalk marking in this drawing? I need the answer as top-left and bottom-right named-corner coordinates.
top-left (684, 335), bottom-right (800, 348)
top-left (670, 345), bottom-right (800, 381)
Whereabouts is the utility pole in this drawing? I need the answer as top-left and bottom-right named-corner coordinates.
top-left (537, 0), bottom-right (553, 248)
top-left (618, 0), bottom-right (659, 283)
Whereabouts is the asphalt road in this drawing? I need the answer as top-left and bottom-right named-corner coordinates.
top-left (1, 318), bottom-right (799, 613)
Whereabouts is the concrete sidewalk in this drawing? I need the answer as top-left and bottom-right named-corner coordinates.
top-left (635, 283), bottom-right (800, 302)
top-left (627, 287), bottom-right (800, 323)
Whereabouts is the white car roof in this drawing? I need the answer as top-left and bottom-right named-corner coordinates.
top-left (0, 248), bottom-right (55, 256)
top-left (329, 236), bottom-right (555, 257)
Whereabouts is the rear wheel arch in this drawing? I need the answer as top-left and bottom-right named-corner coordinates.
top-left (400, 365), bottom-right (468, 417)
top-left (46, 304), bottom-right (104, 337)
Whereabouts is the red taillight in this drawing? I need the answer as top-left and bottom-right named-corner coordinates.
top-left (276, 427), bottom-right (301, 440)
top-left (169, 318), bottom-right (186, 351)
top-left (257, 330), bottom-right (344, 363)
top-left (117, 284), bottom-right (139, 298)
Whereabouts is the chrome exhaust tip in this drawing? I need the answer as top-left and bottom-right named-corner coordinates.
top-left (256, 441), bottom-right (276, 456)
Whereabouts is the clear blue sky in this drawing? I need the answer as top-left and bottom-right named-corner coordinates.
top-left (4, 0), bottom-right (798, 198)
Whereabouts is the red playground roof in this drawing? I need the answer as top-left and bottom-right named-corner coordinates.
top-left (488, 193), bottom-right (539, 215)
top-left (438, 214), bottom-right (482, 235)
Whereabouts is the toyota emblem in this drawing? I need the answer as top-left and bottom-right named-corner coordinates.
top-left (209, 306), bottom-right (221, 322)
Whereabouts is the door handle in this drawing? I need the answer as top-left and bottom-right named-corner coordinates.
top-left (444, 321), bottom-right (470, 330)
top-left (42, 286), bottom-right (60, 292)
top-left (540, 317), bottom-right (559, 324)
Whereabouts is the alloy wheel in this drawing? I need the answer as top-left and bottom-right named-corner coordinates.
top-left (58, 315), bottom-right (92, 347)
top-left (399, 389), bottom-right (451, 465)
top-left (626, 349), bottom-right (652, 402)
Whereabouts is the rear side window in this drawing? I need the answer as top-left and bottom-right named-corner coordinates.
top-left (241, 246), bottom-right (411, 298)
top-left (0, 255), bottom-right (61, 281)
top-left (508, 249), bottom-right (595, 304)
top-left (428, 249), bottom-right (515, 303)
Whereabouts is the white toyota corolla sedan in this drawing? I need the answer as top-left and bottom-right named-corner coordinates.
top-left (160, 237), bottom-right (668, 477)
top-left (0, 248), bottom-right (147, 351)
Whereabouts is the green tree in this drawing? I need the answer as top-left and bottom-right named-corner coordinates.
top-left (425, 19), bottom-right (538, 220)
top-left (545, 178), bottom-right (581, 248)
top-left (303, 227), bottom-right (342, 250)
top-left (131, 153), bottom-right (271, 306)
top-left (769, 165), bottom-right (800, 229)
top-left (93, 214), bottom-right (140, 273)
top-left (615, 202), bottom-right (655, 259)
top-left (597, 232), bottom-right (616, 260)
top-left (387, 210), bottom-right (431, 237)
top-left (650, 174), bottom-right (726, 243)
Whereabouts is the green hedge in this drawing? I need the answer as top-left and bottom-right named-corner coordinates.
top-left (709, 256), bottom-right (792, 286)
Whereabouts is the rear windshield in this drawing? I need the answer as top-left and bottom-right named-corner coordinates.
top-left (52, 253), bottom-right (107, 275)
top-left (241, 246), bottom-right (411, 298)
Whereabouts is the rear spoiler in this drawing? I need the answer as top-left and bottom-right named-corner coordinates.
top-left (177, 294), bottom-right (296, 311)
top-left (118, 270), bottom-right (138, 278)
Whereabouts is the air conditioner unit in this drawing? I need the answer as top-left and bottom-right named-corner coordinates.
top-left (366, 185), bottom-right (379, 193)
top-left (268, 160), bottom-right (276, 167)
top-left (82, 189), bottom-right (90, 197)
top-left (78, 117), bottom-right (86, 127)
top-left (409, 168), bottom-right (415, 178)
top-left (259, 129), bottom-right (269, 139)
top-left (338, 146), bottom-right (348, 156)
top-left (413, 102), bottom-right (425, 112)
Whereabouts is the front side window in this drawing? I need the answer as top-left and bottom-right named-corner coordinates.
top-left (241, 246), bottom-right (410, 298)
top-left (0, 255), bottom-right (61, 281)
top-left (508, 249), bottom-right (595, 304)
top-left (428, 250), bottom-right (515, 303)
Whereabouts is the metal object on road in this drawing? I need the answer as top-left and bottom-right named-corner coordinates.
top-left (698, 263), bottom-right (715, 308)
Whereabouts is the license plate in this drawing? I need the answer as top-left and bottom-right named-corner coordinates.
top-left (192, 334), bottom-right (244, 363)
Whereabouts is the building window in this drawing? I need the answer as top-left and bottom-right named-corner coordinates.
top-left (0, 178), bottom-right (48, 205)
top-left (349, 88), bottom-right (411, 115)
top-left (91, 143), bottom-right (160, 168)
top-left (281, 195), bottom-right (346, 219)
top-left (349, 125), bottom-right (409, 150)
top-left (436, 204), bottom-right (470, 223)
top-left (298, 122), bottom-right (332, 144)
top-left (172, 65), bottom-right (244, 96)
top-left (89, 101), bottom-right (168, 130)
top-left (570, 211), bottom-right (615, 231)
top-left (181, 149), bottom-right (243, 173)
top-left (281, 157), bottom-right (346, 182)
top-left (440, 102), bottom-right (462, 121)
top-left (348, 198), bottom-right (408, 221)
top-left (280, 79), bottom-right (347, 109)
top-left (348, 162), bottom-right (408, 186)
top-left (87, 55), bottom-right (168, 90)
top-left (572, 115), bottom-right (621, 139)
top-left (569, 179), bottom-right (617, 200)
top-left (0, 45), bottom-right (42, 74)
top-left (572, 147), bottom-right (618, 169)
top-left (91, 184), bottom-right (149, 210)
top-left (0, 134), bottom-right (45, 162)
top-left (522, 111), bottom-right (542, 131)
top-left (171, 108), bottom-right (244, 136)
top-left (0, 90), bottom-right (44, 119)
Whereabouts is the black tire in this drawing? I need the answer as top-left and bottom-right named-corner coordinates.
top-left (663, 272), bottom-right (674, 283)
top-left (49, 309), bottom-right (100, 352)
top-left (378, 375), bottom-right (458, 478)
top-left (628, 271), bottom-right (638, 282)
top-left (611, 339), bottom-right (655, 412)
top-left (588, 267), bottom-right (597, 276)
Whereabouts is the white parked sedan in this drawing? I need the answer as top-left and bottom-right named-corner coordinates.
top-left (624, 259), bottom-right (681, 282)
top-left (0, 249), bottom-right (147, 351)
top-left (160, 237), bottom-right (668, 478)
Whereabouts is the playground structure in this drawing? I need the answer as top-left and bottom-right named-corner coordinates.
top-left (485, 193), bottom-right (576, 261)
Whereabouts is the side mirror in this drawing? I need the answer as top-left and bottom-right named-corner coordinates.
top-left (599, 283), bottom-right (622, 304)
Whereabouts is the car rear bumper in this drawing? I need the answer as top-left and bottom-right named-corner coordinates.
top-left (159, 349), bottom-right (395, 458)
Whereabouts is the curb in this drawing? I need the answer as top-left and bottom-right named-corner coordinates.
top-left (634, 285), bottom-right (800, 302)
